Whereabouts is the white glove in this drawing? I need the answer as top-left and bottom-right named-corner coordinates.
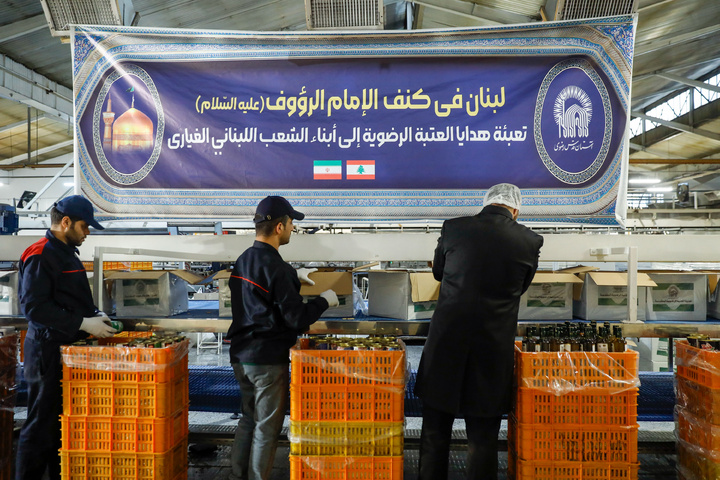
top-left (297, 268), bottom-right (318, 285)
top-left (80, 315), bottom-right (117, 338)
top-left (319, 289), bottom-right (339, 308)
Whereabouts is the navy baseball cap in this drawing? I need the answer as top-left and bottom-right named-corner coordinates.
top-left (253, 196), bottom-right (304, 224)
top-left (54, 195), bottom-right (105, 230)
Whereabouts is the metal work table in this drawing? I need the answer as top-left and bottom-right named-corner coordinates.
top-left (3, 315), bottom-right (720, 337)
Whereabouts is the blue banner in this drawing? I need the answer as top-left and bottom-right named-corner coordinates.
top-left (73, 17), bottom-right (635, 224)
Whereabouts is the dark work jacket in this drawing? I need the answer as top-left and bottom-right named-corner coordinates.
top-left (227, 240), bottom-right (328, 365)
top-left (19, 231), bottom-right (95, 344)
top-left (414, 206), bottom-right (543, 417)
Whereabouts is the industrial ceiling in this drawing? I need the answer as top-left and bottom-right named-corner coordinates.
top-left (0, 0), bottom-right (719, 227)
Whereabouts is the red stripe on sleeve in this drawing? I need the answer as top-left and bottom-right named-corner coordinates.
top-left (231, 275), bottom-right (269, 293)
top-left (62, 269), bottom-right (86, 274)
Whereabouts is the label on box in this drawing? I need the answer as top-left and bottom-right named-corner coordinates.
top-left (122, 279), bottom-right (160, 306)
top-left (597, 286), bottom-right (628, 306)
top-left (526, 283), bottom-right (566, 307)
top-left (413, 301), bottom-right (436, 313)
top-left (652, 283), bottom-right (695, 312)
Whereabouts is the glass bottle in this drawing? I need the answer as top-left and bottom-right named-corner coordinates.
top-left (596, 326), bottom-right (610, 353)
top-left (559, 324), bottom-right (572, 352)
top-left (569, 323), bottom-right (582, 352)
top-left (548, 326), bottom-right (561, 352)
top-left (582, 324), bottom-right (596, 352)
top-left (612, 326), bottom-right (626, 352)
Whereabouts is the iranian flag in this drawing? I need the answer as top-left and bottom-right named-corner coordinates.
top-left (313, 160), bottom-right (342, 180)
top-left (347, 160), bottom-right (375, 180)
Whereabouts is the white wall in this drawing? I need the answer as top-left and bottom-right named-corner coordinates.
top-left (0, 165), bottom-right (75, 211)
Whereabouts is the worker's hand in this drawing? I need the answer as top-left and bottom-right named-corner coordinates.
top-left (319, 289), bottom-right (339, 308)
top-left (80, 315), bottom-right (116, 338)
top-left (297, 268), bottom-right (318, 285)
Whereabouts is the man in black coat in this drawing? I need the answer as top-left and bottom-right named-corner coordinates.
top-left (414, 183), bottom-right (543, 480)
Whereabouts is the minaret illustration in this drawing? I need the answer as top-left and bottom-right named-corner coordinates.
top-left (102, 90), bottom-right (154, 152)
top-left (102, 97), bottom-right (115, 149)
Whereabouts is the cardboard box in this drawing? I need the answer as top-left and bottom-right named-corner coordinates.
top-left (637, 337), bottom-right (671, 362)
top-left (368, 270), bottom-right (440, 320)
top-left (646, 273), bottom-right (707, 321)
top-left (518, 272), bottom-right (583, 320)
top-left (0, 271), bottom-right (19, 315)
top-left (109, 270), bottom-right (202, 317)
top-left (87, 272), bottom-right (114, 315)
top-left (639, 358), bottom-right (675, 373)
top-left (571, 269), bottom-right (656, 321)
top-left (215, 269), bottom-right (356, 318)
top-left (300, 270), bottom-right (354, 318)
top-left (215, 270), bottom-right (233, 318)
top-left (708, 273), bottom-right (720, 319)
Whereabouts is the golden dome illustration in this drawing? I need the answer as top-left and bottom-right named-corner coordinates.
top-left (111, 96), bottom-right (154, 152)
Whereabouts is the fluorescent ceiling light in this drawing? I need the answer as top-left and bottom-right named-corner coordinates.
top-left (647, 186), bottom-right (673, 192)
top-left (63, 182), bottom-right (75, 187)
top-left (629, 177), bottom-right (661, 185)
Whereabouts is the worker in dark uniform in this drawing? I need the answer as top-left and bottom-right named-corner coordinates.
top-left (226, 195), bottom-right (339, 480)
top-left (15, 195), bottom-right (117, 480)
top-left (415, 184), bottom-right (543, 480)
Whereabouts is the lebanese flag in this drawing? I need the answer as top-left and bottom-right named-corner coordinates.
top-left (313, 160), bottom-right (342, 180)
top-left (346, 160), bottom-right (375, 180)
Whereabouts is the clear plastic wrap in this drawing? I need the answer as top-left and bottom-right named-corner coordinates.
top-left (289, 455), bottom-right (403, 478)
top-left (289, 338), bottom-right (406, 466)
top-left (0, 331), bottom-right (18, 480)
top-left (676, 339), bottom-right (720, 388)
top-left (676, 438), bottom-right (720, 480)
top-left (60, 333), bottom-right (189, 418)
top-left (514, 342), bottom-right (640, 395)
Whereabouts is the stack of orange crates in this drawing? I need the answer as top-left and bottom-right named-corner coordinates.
top-left (288, 340), bottom-right (406, 480)
top-left (82, 261), bottom-right (154, 272)
top-left (509, 343), bottom-right (640, 480)
top-left (675, 340), bottom-right (720, 480)
top-left (0, 331), bottom-right (18, 480)
top-left (59, 333), bottom-right (189, 480)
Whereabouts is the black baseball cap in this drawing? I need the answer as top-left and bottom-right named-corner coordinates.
top-left (253, 196), bottom-right (305, 224)
top-left (54, 195), bottom-right (105, 230)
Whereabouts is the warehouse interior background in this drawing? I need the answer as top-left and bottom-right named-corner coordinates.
top-left (0, 0), bottom-right (719, 232)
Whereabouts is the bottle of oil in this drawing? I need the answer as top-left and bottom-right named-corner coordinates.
top-left (612, 326), bottom-right (626, 352)
top-left (596, 325), bottom-right (610, 353)
top-left (540, 326), bottom-right (551, 352)
top-left (548, 325), bottom-right (560, 352)
top-left (522, 326), bottom-right (537, 352)
top-left (569, 323), bottom-right (582, 352)
top-left (582, 324), bottom-right (596, 352)
top-left (559, 324), bottom-right (572, 352)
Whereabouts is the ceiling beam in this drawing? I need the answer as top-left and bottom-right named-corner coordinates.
top-left (0, 15), bottom-right (47, 44)
top-left (630, 158), bottom-right (720, 165)
top-left (631, 112), bottom-right (720, 143)
top-left (0, 139), bottom-right (73, 165)
top-left (0, 113), bottom-right (48, 137)
top-left (654, 72), bottom-right (720, 94)
top-left (0, 54), bottom-right (72, 122)
top-left (634, 24), bottom-right (720, 56)
top-left (629, 142), bottom-right (689, 159)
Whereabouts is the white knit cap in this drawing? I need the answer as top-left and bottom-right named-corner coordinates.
top-left (483, 183), bottom-right (522, 210)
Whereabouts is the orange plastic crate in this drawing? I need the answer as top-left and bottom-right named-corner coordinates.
top-left (62, 375), bottom-right (188, 418)
top-left (289, 421), bottom-right (403, 456)
top-left (61, 339), bottom-right (189, 384)
top-left (290, 384), bottom-right (403, 422)
top-left (289, 455), bottom-right (402, 480)
top-left (515, 460), bottom-right (639, 480)
top-left (515, 344), bottom-right (639, 392)
top-left (60, 438), bottom-right (187, 480)
top-left (512, 417), bottom-right (638, 463)
top-left (290, 342), bottom-right (406, 387)
top-left (514, 387), bottom-right (638, 426)
top-left (676, 376), bottom-right (720, 424)
top-left (676, 340), bottom-right (720, 389)
top-left (61, 409), bottom-right (188, 453)
top-left (676, 406), bottom-right (720, 452)
top-left (677, 439), bottom-right (720, 480)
